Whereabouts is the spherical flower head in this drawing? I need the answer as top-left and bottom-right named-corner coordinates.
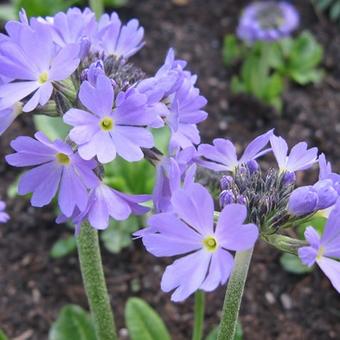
top-left (299, 201), bottom-right (340, 293)
top-left (137, 183), bottom-right (258, 302)
top-left (0, 200), bottom-right (10, 223)
top-left (237, 1), bottom-right (299, 43)
top-left (5, 132), bottom-right (99, 217)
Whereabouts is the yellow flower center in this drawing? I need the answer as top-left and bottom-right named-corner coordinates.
top-left (99, 117), bottom-right (114, 131)
top-left (38, 71), bottom-right (49, 84)
top-left (56, 153), bottom-right (70, 165)
top-left (203, 236), bottom-right (218, 252)
top-left (317, 246), bottom-right (325, 260)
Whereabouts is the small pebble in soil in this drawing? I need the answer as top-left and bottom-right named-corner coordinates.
top-left (265, 291), bottom-right (276, 305)
top-left (119, 328), bottom-right (129, 339)
top-left (280, 293), bottom-right (293, 310)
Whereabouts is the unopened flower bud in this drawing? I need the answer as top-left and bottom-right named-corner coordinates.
top-left (237, 194), bottom-right (247, 205)
top-left (288, 186), bottom-right (318, 216)
top-left (313, 179), bottom-right (338, 210)
top-left (220, 175), bottom-right (234, 190)
top-left (79, 37), bottom-right (91, 59)
top-left (246, 160), bottom-right (259, 174)
top-left (219, 190), bottom-right (234, 208)
top-left (283, 171), bottom-right (296, 185)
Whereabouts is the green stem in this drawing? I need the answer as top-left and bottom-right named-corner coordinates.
top-left (192, 290), bottom-right (205, 340)
top-left (77, 222), bottom-right (117, 340)
top-left (217, 248), bottom-right (253, 340)
top-left (89, 0), bottom-right (104, 19)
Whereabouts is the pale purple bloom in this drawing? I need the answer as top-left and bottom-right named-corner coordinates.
top-left (198, 130), bottom-right (273, 172)
top-left (94, 12), bottom-right (144, 59)
top-left (237, 1), bottom-right (299, 43)
top-left (138, 183), bottom-right (258, 302)
top-left (0, 21), bottom-right (80, 111)
top-left (47, 8), bottom-right (96, 58)
top-left (270, 135), bottom-right (318, 173)
top-left (319, 153), bottom-right (340, 196)
top-left (0, 201), bottom-right (10, 223)
top-left (299, 201), bottom-right (340, 293)
top-left (152, 146), bottom-right (197, 213)
top-left (168, 76), bottom-right (208, 149)
top-left (64, 75), bottom-right (155, 164)
top-left (59, 183), bottom-right (150, 230)
top-left (6, 132), bottom-right (98, 217)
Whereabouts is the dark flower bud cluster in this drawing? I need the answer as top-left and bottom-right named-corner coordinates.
top-left (219, 165), bottom-right (295, 234)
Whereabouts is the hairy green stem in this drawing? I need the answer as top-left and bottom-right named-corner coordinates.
top-left (89, 0), bottom-right (104, 19)
top-left (77, 222), bottom-right (117, 340)
top-left (192, 290), bottom-right (205, 340)
top-left (217, 248), bottom-right (253, 340)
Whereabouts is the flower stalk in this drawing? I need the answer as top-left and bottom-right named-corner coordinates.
top-left (77, 221), bottom-right (117, 340)
top-left (192, 290), bottom-right (205, 340)
top-left (217, 248), bottom-right (253, 340)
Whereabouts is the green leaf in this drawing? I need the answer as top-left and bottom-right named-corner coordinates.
top-left (297, 215), bottom-right (327, 239)
top-left (104, 0), bottom-right (128, 7)
top-left (0, 4), bottom-right (17, 21)
top-left (0, 329), bottom-right (8, 340)
top-left (223, 34), bottom-right (241, 65)
top-left (290, 69), bottom-right (324, 85)
top-left (264, 73), bottom-right (284, 99)
top-left (101, 216), bottom-right (140, 254)
top-left (280, 253), bottom-right (313, 275)
top-left (49, 305), bottom-right (96, 340)
top-left (33, 115), bottom-right (70, 141)
top-left (152, 127), bottom-right (170, 155)
top-left (330, 2), bottom-right (340, 20)
top-left (125, 298), bottom-right (171, 340)
top-left (50, 235), bottom-right (77, 259)
top-left (205, 321), bottom-right (243, 340)
top-left (14, 0), bottom-right (78, 17)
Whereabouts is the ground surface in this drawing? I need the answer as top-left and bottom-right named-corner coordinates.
top-left (1, 0), bottom-right (340, 339)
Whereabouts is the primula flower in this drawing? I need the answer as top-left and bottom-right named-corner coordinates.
top-left (270, 135), bottom-right (318, 174)
top-left (237, 1), bottom-right (299, 43)
top-left (64, 75), bottom-right (155, 164)
top-left (168, 76), bottom-right (208, 149)
top-left (198, 130), bottom-right (273, 172)
top-left (0, 22), bottom-right (80, 111)
top-left (299, 202), bottom-right (340, 293)
top-left (59, 183), bottom-right (150, 231)
top-left (152, 146), bottom-right (197, 213)
top-left (6, 132), bottom-right (98, 217)
top-left (0, 201), bottom-right (10, 223)
top-left (138, 183), bottom-right (258, 302)
top-left (46, 8), bottom-right (96, 58)
top-left (94, 12), bottom-right (144, 59)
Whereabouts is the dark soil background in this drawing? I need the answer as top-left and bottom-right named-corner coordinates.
top-left (1, 0), bottom-right (340, 339)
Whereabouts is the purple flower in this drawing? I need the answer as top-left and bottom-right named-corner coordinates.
top-left (0, 201), bottom-right (10, 223)
top-left (198, 130), bottom-right (273, 172)
top-left (6, 132), bottom-right (98, 217)
top-left (237, 1), bottom-right (299, 43)
top-left (47, 8), bottom-right (96, 58)
top-left (63, 75), bottom-right (155, 164)
top-left (270, 135), bottom-right (318, 173)
top-left (299, 201), bottom-right (340, 293)
top-left (319, 153), bottom-right (340, 196)
top-left (59, 183), bottom-right (150, 230)
top-left (94, 12), bottom-right (144, 59)
top-left (138, 183), bottom-right (258, 301)
top-left (167, 76), bottom-right (208, 149)
top-left (152, 146), bottom-right (197, 213)
top-left (0, 22), bottom-right (80, 111)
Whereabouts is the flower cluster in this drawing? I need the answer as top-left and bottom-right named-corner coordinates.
top-left (137, 129), bottom-right (340, 300)
top-left (1, 8), bottom-right (208, 232)
top-left (237, 1), bottom-right (299, 42)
